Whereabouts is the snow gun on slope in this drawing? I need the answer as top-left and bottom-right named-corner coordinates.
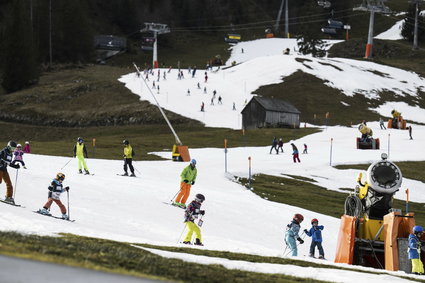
top-left (388, 109), bottom-right (406, 129)
top-left (133, 63), bottom-right (190, 162)
top-left (335, 153), bottom-right (424, 273)
top-left (357, 123), bottom-right (380, 150)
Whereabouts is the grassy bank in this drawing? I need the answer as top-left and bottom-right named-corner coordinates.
top-left (0, 232), bottom-right (325, 283)
top-left (241, 174), bottom-right (424, 227)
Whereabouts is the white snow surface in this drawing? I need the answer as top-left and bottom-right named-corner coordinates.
top-left (375, 19), bottom-right (404, 40)
top-left (372, 101), bottom-right (425, 124)
top-left (120, 38), bottom-right (425, 129)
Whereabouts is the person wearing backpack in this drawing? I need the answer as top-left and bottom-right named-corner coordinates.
top-left (122, 140), bottom-right (136, 177)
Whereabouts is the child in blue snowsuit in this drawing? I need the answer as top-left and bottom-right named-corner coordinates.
top-left (304, 218), bottom-right (325, 259)
top-left (285, 214), bottom-right (304, 256)
top-left (409, 226), bottom-right (424, 275)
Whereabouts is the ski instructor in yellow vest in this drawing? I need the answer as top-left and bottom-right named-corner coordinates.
top-left (73, 137), bottom-right (90, 175)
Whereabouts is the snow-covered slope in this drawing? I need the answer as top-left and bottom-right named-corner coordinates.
top-left (120, 38), bottom-right (425, 129)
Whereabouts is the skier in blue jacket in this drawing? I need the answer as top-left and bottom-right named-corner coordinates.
top-left (285, 214), bottom-right (304, 256)
top-left (409, 226), bottom-right (424, 275)
top-left (304, 218), bottom-right (325, 259)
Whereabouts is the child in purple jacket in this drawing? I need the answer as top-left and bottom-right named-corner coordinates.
top-left (12, 144), bottom-right (26, 169)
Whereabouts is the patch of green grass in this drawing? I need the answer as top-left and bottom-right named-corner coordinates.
top-left (240, 174), bottom-right (424, 228)
top-left (0, 122), bottom-right (319, 160)
top-left (0, 232), bottom-right (326, 283)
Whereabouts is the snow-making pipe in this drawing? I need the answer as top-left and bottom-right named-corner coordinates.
top-left (132, 63), bottom-right (183, 145)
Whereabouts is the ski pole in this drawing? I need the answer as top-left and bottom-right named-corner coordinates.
top-left (13, 168), bottom-right (19, 199)
top-left (170, 189), bottom-right (180, 203)
top-left (67, 190), bottom-right (70, 220)
top-left (61, 158), bottom-right (73, 170)
top-left (177, 223), bottom-right (187, 243)
top-left (133, 166), bottom-right (142, 175)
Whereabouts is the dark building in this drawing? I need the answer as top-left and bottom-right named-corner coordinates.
top-left (241, 96), bottom-right (300, 129)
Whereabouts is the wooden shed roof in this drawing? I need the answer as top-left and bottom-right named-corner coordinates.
top-left (242, 96), bottom-right (301, 114)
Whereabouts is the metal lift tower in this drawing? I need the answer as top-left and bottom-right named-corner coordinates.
top-left (141, 23), bottom-right (170, 68)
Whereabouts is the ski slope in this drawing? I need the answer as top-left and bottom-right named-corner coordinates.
top-left (120, 38), bottom-right (425, 129)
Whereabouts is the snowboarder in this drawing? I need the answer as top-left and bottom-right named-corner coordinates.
top-left (12, 144), bottom-right (26, 169)
top-left (379, 118), bottom-right (386, 130)
top-left (277, 138), bottom-right (284, 153)
top-left (303, 143), bottom-right (308, 154)
top-left (285, 214), bottom-right (304, 256)
top-left (73, 137), bottom-right (90, 174)
top-left (122, 140), bottom-right (135, 177)
top-left (291, 143), bottom-right (300, 162)
top-left (183, 193), bottom-right (205, 246)
top-left (407, 126), bottom-right (413, 140)
top-left (304, 218), bottom-right (325, 259)
top-left (23, 141), bottom-right (31, 153)
top-left (270, 137), bottom-right (279, 154)
top-left (408, 226), bottom-right (424, 275)
top-left (218, 96), bottom-right (222, 104)
top-left (174, 159), bottom-right (197, 208)
top-left (38, 173), bottom-right (70, 220)
top-left (0, 141), bottom-right (20, 204)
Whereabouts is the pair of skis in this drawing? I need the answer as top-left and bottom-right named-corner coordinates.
top-left (33, 210), bottom-right (75, 222)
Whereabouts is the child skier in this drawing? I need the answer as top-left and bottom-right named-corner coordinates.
top-left (38, 173), bottom-right (70, 220)
top-left (409, 226), bottom-right (424, 275)
top-left (174, 159), bottom-right (197, 208)
top-left (122, 140), bottom-right (135, 176)
top-left (304, 218), bottom-right (325, 259)
top-left (183, 193), bottom-right (205, 246)
top-left (291, 143), bottom-right (300, 162)
top-left (270, 137), bottom-right (278, 154)
top-left (12, 144), bottom-right (26, 169)
top-left (73, 137), bottom-right (90, 174)
top-left (0, 141), bottom-right (20, 204)
top-left (23, 141), bottom-right (31, 153)
top-left (285, 214), bottom-right (304, 256)
top-left (277, 138), bottom-right (284, 153)
top-left (303, 143), bottom-right (308, 154)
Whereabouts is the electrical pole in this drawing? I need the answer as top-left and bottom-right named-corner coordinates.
top-left (49, 0), bottom-right (52, 66)
top-left (411, 0), bottom-right (425, 50)
top-left (275, 0), bottom-right (285, 33)
top-left (354, 0), bottom-right (391, 59)
top-left (141, 23), bottom-right (170, 69)
top-left (285, 0), bottom-right (289, 38)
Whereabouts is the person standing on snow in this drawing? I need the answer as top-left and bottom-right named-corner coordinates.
top-left (73, 137), bottom-right (90, 174)
top-left (182, 193), bottom-right (205, 246)
top-left (291, 143), bottom-right (300, 162)
top-left (23, 141), bottom-right (31, 153)
top-left (122, 140), bottom-right (135, 177)
top-left (285, 214), bottom-right (304, 256)
top-left (379, 118), bottom-right (386, 130)
top-left (304, 218), bottom-right (325, 259)
top-left (277, 138), bottom-right (284, 153)
top-left (0, 141), bottom-right (20, 204)
top-left (12, 144), bottom-right (26, 169)
top-left (407, 126), bottom-right (413, 140)
top-left (303, 143), bottom-right (308, 154)
top-left (38, 173), bottom-right (70, 220)
top-left (270, 137), bottom-right (278, 154)
top-left (174, 159), bottom-right (197, 208)
top-left (408, 226), bottom-right (424, 275)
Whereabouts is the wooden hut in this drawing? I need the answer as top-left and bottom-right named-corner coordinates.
top-left (241, 96), bottom-right (300, 129)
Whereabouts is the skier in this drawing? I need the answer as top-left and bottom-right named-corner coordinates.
top-left (218, 96), bottom-right (222, 104)
top-left (210, 97), bottom-right (214, 105)
top-left (152, 81), bottom-right (156, 89)
top-left (187, 89), bottom-right (190, 96)
top-left (38, 173), bottom-right (70, 220)
top-left (183, 193), bottom-right (205, 246)
top-left (379, 117), bottom-right (386, 130)
top-left (407, 126), bottom-right (413, 140)
top-left (23, 141), bottom-right (31, 153)
top-left (163, 72), bottom-right (166, 80)
top-left (303, 143), bottom-right (308, 154)
top-left (232, 102), bottom-right (236, 110)
top-left (0, 141), bottom-right (20, 204)
top-left (122, 140), bottom-right (135, 176)
top-left (203, 86), bottom-right (207, 94)
top-left (197, 82), bottom-right (201, 89)
top-left (12, 144), bottom-right (26, 169)
top-left (212, 90), bottom-right (217, 98)
top-left (291, 143), bottom-right (300, 162)
top-left (285, 214), bottom-right (304, 256)
top-left (408, 226), bottom-right (424, 275)
top-left (270, 137), bottom-right (279, 154)
top-left (192, 66), bottom-right (197, 78)
top-left (200, 102), bottom-right (205, 112)
top-left (204, 73), bottom-right (208, 83)
top-left (304, 218), bottom-right (325, 259)
top-left (174, 159), bottom-right (197, 208)
top-left (277, 138), bottom-right (284, 153)
top-left (73, 137), bottom-right (90, 174)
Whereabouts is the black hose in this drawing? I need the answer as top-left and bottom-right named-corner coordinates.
top-left (345, 195), bottom-right (362, 218)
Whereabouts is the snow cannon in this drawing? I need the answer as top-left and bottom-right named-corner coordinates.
top-left (387, 110), bottom-right (406, 129)
top-left (172, 145), bottom-right (191, 162)
top-left (335, 153), bottom-right (420, 273)
top-left (357, 124), bottom-right (380, 150)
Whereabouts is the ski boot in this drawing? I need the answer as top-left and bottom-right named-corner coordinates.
top-left (122, 172), bottom-right (128, 176)
top-left (178, 203), bottom-right (186, 209)
top-left (39, 208), bottom-right (50, 215)
top-left (318, 255), bottom-right (325, 259)
top-left (84, 169), bottom-right (90, 175)
top-left (62, 213), bottom-right (69, 220)
top-left (4, 197), bottom-right (15, 204)
top-left (194, 238), bottom-right (204, 246)
top-left (182, 241), bottom-right (191, 245)
top-left (308, 254), bottom-right (315, 258)
top-left (78, 169), bottom-right (83, 174)
top-left (130, 173), bottom-right (136, 177)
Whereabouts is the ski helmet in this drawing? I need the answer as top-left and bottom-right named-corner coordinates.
top-left (7, 141), bottom-right (17, 151)
top-left (413, 226), bottom-right (424, 234)
top-left (293, 213), bottom-right (304, 223)
top-left (311, 218), bottom-right (319, 224)
top-left (56, 173), bottom-right (65, 181)
top-left (123, 140), bottom-right (129, 145)
top-left (17, 144), bottom-right (22, 148)
top-left (195, 193), bottom-right (205, 203)
top-left (77, 137), bottom-right (83, 143)
top-left (190, 159), bottom-right (197, 166)
top-left (25, 141), bottom-right (29, 144)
